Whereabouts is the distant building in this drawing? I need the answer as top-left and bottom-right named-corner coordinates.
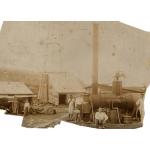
top-left (85, 83), bottom-right (145, 96)
top-left (38, 72), bottom-right (86, 105)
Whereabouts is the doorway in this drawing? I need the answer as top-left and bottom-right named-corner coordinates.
top-left (59, 94), bottom-right (67, 105)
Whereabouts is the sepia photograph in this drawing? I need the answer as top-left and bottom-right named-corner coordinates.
top-left (0, 21), bottom-right (147, 129)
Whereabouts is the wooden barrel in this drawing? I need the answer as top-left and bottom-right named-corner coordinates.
top-left (109, 109), bottom-right (119, 124)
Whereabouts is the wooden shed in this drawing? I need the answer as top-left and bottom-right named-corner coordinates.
top-left (0, 81), bottom-right (35, 114)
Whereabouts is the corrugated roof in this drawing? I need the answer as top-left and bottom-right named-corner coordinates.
top-left (48, 72), bottom-right (85, 93)
top-left (0, 81), bottom-right (33, 95)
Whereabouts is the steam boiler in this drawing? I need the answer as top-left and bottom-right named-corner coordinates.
top-left (81, 23), bottom-right (144, 124)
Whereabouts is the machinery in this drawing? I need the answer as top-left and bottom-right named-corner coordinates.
top-left (80, 23), bottom-right (145, 124)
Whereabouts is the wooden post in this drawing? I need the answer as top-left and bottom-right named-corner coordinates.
top-left (92, 23), bottom-right (99, 95)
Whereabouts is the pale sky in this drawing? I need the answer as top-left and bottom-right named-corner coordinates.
top-left (0, 21), bottom-right (150, 87)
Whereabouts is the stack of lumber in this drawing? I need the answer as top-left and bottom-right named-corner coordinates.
top-left (38, 73), bottom-right (49, 103)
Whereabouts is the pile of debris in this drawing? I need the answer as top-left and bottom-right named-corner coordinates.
top-left (31, 103), bottom-right (56, 115)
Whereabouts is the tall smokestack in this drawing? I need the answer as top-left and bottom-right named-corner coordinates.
top-left (92, 23), bottom-right (99, 95)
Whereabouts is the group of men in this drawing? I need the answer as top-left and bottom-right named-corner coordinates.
top-left (12, 99), bottom-right (31, 116)
top-left (68, 95), bottom-right (108, 128)
top-left (68, 93), bottom-right (144, 128)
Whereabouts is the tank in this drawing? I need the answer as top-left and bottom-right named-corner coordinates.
top-left (90, 92), bottom-right (142, 111)
top-left (90, 94), bottom-right (121, 110)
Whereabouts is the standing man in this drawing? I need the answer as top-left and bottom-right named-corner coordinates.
top-left (12, 97), bottom-right (19, 114)
top-left (68, 95), bottom-right (75, 120)
top-left (135, 94), bottom-right (144, 122)
top-left (24, 99), bottom-right (31, 116)
top-left (73, 95), bottom-right (83, 123)
top-left (73, 103), bottom-right (81, 123)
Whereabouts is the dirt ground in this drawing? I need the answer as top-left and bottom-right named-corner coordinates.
top-left (22, 105), bottom-right (68, 128)
top-left (22, 113), bottom-right (68, 128)
top-left (22, 105), bottom-right (143, 129)
top-left (22, 113), bottom-right (142, 129)
top-left (67, 120), bottom-right (143, 129)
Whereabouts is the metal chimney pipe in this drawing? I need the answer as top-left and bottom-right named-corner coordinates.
top-left (92, 23), bottom-right (99, 95)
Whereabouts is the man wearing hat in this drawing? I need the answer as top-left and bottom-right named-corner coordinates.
top-left (95, 107), bottom-right (108, 128)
